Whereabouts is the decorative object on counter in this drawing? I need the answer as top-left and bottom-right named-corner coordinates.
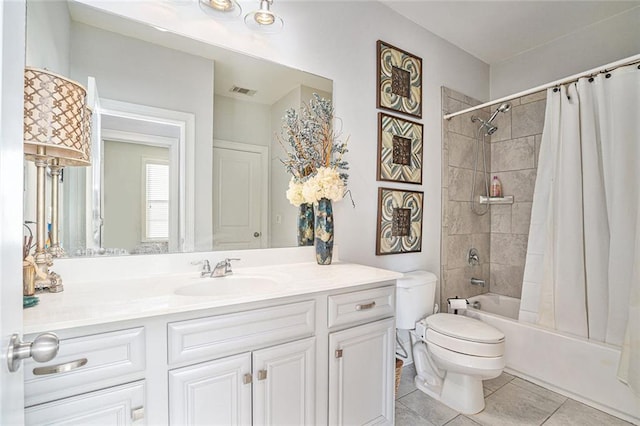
top-left (23, 67), bottom-right (91, 292)
top-left (244, 0), bottom-right (284, 34)
top-left (296, 202), bottom-right (314, 246)
top-left (23, 260), bottom-right (35, 297)
top-left (377, 40), bottom-right (423, 119)
top-left (280, 94), bottom-right (350, 264)
top-left (377, 112), bottom-right (424, 184)
top-left (376, 187), bottom-right (424, 255)
top-left (314, 197), bottom-right (334, 265)
top-left (23, 296), bottom-right (40, 309)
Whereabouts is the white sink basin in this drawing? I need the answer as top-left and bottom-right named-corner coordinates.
top-left (174, 275), bottom-right (285, 297)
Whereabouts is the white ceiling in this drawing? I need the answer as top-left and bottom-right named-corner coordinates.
top-left (382, 1), bottom-right (640, 64)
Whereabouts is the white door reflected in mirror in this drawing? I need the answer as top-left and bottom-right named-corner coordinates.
top-left (212, 140), bottom-right (268, 250)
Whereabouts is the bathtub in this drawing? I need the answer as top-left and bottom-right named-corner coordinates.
top-left (466, 293), bottom-right (639, 424)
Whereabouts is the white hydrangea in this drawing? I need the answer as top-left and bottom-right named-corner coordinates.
top-left (302, 167), bottom-right (345, 203)
top-left (285, 178), bottom-right (306, 206)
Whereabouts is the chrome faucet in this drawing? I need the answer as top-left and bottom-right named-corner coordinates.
top-left (211, 258), bottom-right (240, 278)
top-left (470, 277), bottom-right (485, 287)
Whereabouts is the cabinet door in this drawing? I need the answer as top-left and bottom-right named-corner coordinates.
top-left (169, 353), bottom-right (252, 426)
top-left (253, 337), bottom-right (315, 426)
top-left (25, 381), bottom-right (145, 425)
top-left (329, 318), bottom-right (395, 426)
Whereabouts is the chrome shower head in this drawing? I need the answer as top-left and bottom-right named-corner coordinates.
top-left (471, 115), bottom-right (498, 136)
top-left (497, 102), bottom-right (511, 113)
top-left (487, 102), bottom-right (511, 124)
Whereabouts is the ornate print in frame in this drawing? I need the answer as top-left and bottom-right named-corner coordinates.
top-left (377, 40), bottom-right (423, 118)
top-left (376, 187), bottom-right (424, 255)
top-left (377, 112), bottom-right (423, 184)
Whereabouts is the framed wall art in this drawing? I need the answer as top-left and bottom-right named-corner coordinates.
top-left (376, 40), bottom-right (422, 119)
top-left (376, 187), bottom-right (424, 255)
top-left (377, 112), bottom-right (423, 184)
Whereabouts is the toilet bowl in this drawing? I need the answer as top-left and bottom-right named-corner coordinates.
top-left (396, 271), bottom-right (505, 414)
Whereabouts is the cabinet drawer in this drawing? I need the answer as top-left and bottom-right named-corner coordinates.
top-left (168, 300), bottom-right (315, 365)
top-left (328, 286), bottom-right (395, 328)
top-left (25, 380), bottom-right (145, 425)
top-left (25, 327), bottom-right (145, 407)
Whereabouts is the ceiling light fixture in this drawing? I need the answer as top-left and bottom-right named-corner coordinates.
top-left (244, 0), bottom-right (284, 34)
top-left (199, 0), bottom-right (242, 19)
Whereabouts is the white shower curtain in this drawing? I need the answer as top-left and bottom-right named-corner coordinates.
top-left (519, 63), bottom-right (640, 395)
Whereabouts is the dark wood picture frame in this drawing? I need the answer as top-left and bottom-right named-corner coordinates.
top-left (376, 40), bottom-right (423, 119)
top-left (377, 112), bottom-right (424, 184)
top-left (375, 187), bottom-right (424, 255)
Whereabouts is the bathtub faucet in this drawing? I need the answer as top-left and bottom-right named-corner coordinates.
top-left (470, 277), bottom-right (485, 287)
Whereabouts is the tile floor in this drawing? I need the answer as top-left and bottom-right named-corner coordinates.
top-left (395, 364), bottom-right (634, 426)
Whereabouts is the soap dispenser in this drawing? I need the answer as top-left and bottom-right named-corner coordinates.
top-left (490, 176), bottom-right (502, 197)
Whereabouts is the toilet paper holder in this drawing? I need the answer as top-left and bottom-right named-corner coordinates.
top-left (447, 297), bottom-right (469, 314)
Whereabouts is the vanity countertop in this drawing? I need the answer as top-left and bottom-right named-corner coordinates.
top-left (23, 262), bottom-right (402, 334)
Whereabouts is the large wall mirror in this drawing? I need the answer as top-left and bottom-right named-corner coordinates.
top-left (25, 0), bottom-right (332, 257)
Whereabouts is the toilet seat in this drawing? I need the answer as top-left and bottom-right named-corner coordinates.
top-left (425, 313), bottom-right (505, 357)
top-left (428, 341), bottom-right (505, 372)
top-left (426, 328), bottom-right (505, 357)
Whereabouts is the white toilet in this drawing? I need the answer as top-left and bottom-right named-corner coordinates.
top-left (396, 271), bottom-right (505, 414)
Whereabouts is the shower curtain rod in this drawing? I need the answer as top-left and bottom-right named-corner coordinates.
top-left (443, 53), bottom-right (640, 120)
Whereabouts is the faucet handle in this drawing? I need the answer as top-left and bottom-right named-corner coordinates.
top-left (191, 259), bottom-right (211, 275)
top-left (224, 258), bottom-right (240, 271)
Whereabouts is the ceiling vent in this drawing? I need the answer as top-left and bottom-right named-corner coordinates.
top-left (230, 85), bottom-right (257, 97)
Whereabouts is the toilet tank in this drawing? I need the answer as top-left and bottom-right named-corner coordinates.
top-left (396, 271), bottom-right (437, 329)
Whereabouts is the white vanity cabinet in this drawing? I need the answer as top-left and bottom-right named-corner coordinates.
top-left (167, 300), bottom-right (316, 425)
top-left (23, 327), bottom-right (147, 425)
top-left (327, 286), bottom-right (396, 426)
top-left (25, 381), bottom-right (145, 425)
top-left (169, 337), bottom-right (315, 425)
top-left (22, 263), bottom-right (400, 426)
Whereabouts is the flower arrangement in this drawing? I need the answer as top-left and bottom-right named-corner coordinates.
top-left (280, 94), bottom-right (349, 205)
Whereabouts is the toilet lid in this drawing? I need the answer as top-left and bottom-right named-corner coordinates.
top-left (426, 313), bottom-right (504, 343)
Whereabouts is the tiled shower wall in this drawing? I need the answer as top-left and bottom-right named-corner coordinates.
top-left (441, 88), bottom-right (491, 310)
top-left (441, 87), bottom-right (546, 308)
top-left (489, 91), bottom-right (546, 298)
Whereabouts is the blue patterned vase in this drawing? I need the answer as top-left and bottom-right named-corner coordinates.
top-left (297, 203), bottom-right (314, 246)
top-left (314, 198), bottom-right (334, 265)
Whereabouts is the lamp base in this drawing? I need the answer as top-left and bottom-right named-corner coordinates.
top-left (48, 244), bottom-right (66, 258)
top-left (33, 254), bottom-right (63, 293)
top-left (35, 271), bottom-right (63, 293)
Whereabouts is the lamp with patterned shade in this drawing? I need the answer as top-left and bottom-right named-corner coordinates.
top-left (23, 67), bottom-right (91, 292)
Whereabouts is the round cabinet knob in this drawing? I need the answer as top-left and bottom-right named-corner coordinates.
top-left (253, 232), bottom-right (261, 238)
top-left (31, 332), bottom-right (60, 363)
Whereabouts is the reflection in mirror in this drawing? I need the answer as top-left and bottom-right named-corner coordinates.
top-left (25, 0), bottom-right (332, 257)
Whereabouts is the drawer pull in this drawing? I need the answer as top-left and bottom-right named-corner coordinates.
top-left (243, 373), bottom-right (253, 384)
top-left (131, 407), bottom-right (145, 422)
top-left (257, 369), bottom-right (267, 380)
top-left (355, 301), bottom-right (376, 311)
top-left (32, 358), bottom-right (87, 375)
